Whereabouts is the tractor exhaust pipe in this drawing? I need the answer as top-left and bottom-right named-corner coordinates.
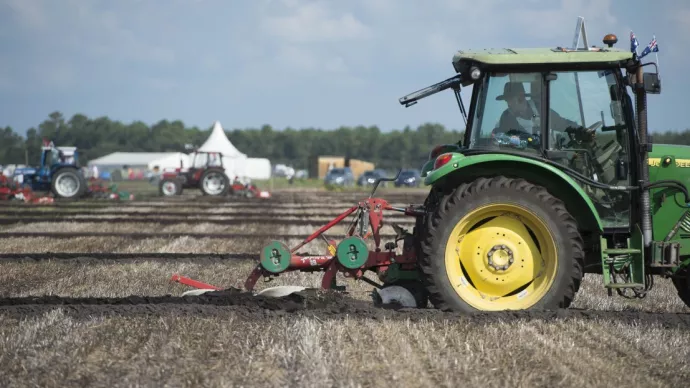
top-left (635, 65), bottom-right (652, 247)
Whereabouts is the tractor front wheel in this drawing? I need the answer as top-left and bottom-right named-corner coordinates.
top-left (418, 176), bottom-right (584, 312)
top-left (159, 178), bottom-right (182, 196)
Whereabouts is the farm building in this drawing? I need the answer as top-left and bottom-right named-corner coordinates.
top-left (308, 156), bottom-right (375, 179)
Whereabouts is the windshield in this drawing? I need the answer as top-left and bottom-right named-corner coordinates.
top-left (329, 168), bottom-right (345, 175)
top-left (466, 72), bottom-right (544, 155)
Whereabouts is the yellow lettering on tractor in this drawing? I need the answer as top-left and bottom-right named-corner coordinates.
top-left (676, 159), bottom-right (690, 168)
top-left (648, 158), bottom-right (661, 167)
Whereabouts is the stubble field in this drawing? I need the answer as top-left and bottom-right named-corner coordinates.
top-left (1, 188), bottom-right (689, 388)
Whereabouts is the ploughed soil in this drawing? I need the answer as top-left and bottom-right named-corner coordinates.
top-left (2, 289), bottom-right (689, 329)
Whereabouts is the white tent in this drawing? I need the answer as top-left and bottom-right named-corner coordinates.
top-left (244, 158), bottom-right (272, 180)
top-left (191, 121), bottom-right (250, 178)
top-left (190, 120), bottom-right (272, 180)
top-left (197, 121), bottom-right (246, 158)
top-left (148, 153), bottom-right (191, 171)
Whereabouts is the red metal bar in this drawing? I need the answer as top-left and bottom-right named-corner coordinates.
top-left (290, 205), bottom-right (358, 252)
top-left (321, 261), bottom-right (340, 289)
top-left (289, 255), bottom-right (332, 269)
top-left (244, 265), bottom-right (264, 291)
top-left (171, 274), bottom-right (222, 290)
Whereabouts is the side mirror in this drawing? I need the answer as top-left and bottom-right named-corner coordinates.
top-left (643, 72), bottom-right (661, 94)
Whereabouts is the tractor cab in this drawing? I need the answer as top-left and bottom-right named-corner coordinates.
top-left (399, 21), bottom-right (661, 231)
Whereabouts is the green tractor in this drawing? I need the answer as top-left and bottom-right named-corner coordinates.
top-left (174, 19), bottom-right (689, 313)
top-left (395, 23), bottom-right (687, 312)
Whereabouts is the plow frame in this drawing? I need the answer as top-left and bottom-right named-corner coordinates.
top-left (242, 197), bottom-right (424, 292)
top-left (171, 170), bottom-right (426, 293)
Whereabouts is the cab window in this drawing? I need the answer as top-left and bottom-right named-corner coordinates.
top-left (467, 72), bottom-right (543, 155)
top-left (548, 70), bottom-right (631, 228)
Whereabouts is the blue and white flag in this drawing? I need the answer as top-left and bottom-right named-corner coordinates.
top-left (639, 37), bottom-right (659, 60)
top-left (630, 31), bottom-right (639, 54)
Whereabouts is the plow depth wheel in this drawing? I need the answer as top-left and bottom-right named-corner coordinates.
top-left (419, 176), bottom-right (584, 312)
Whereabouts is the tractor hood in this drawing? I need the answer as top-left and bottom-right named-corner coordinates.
top-left (648, 144), bottom-right (690, 187)
top-left (13, 167), bottom-right (36, 176)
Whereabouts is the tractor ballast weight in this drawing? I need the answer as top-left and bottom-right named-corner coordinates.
top-left (173, 18), bottom-right (690, 312)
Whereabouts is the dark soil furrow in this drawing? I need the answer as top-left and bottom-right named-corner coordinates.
top-left (0, 195), bottom-right (427, 208)
top-left (0, 252), bottom-right (259, 262)
top-left (0, 217), bottom-right (416, 226)
top-left (0, 210), bottom-right (384, 218)
top-left (0, 292), bottom-right (689, 328)
top-left (0, 232), bottom-right (399, 239)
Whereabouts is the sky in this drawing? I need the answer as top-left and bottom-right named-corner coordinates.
top-left (1, 0), bottom-right (688, 135)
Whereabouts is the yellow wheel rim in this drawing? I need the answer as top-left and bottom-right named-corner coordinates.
top-left (444, 203), bottom-right (558, 311)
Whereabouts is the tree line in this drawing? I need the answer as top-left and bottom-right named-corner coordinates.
top-left (1, 111), bottom-right (689, 171)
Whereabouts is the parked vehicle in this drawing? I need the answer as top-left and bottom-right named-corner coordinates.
top-left (394, 169), bottom-right (422, 187)
top-left (357, 169), bottom-right (388, 187)
top-left (324, 167), bottom-right (355, 187)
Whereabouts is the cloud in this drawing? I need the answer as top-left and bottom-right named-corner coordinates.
top-left (2, 0), bottom-right (47, 29)
top-left (260, 0), bottom-right (371, 43)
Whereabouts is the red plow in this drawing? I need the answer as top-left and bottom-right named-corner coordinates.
top-left (171, 171), bottom-right (428, 307)
top-left (0, 175), bottom-right (54, 204)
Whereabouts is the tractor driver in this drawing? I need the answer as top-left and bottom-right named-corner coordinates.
top-left (493, 82), bottom-right (592, 147)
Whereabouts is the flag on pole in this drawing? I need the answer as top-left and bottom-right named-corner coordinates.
top-left (638, 37), bottom-right (659, 60)
top-left (630, 31), bottom-right (639, 55)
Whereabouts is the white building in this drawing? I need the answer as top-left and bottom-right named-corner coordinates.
top-left (88, 152), bottom-right (191, 171)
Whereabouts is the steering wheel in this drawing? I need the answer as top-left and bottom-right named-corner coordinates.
top-left (564, 121), bottom-right (602, 148)
top-left (491, 129), bottom-right (541, 150)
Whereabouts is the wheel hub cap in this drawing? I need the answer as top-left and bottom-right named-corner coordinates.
top-left (487, 245), bottom-right (514, 271)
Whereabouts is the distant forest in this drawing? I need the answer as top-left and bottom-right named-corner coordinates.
top-left (1, 111), bottom-right (688, 171)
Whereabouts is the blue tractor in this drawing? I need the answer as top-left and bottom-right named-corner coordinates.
top-left (15, 142), bottom-right (87, 200)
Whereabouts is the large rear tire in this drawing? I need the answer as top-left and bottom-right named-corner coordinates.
top-left (418, 176), bottom-right (584, 312)
top-left (199, 169), bottom-right (229, 196)
top-left (51, 168), bottom-right (85, 200)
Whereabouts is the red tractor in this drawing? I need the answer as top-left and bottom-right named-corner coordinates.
top-left (158, 151), bottom-right (231, 197)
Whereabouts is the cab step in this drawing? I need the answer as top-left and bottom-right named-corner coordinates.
top-left (603, 248), bottom-right (641, 255)
top-left (605, 283), bottom-right (645, 289)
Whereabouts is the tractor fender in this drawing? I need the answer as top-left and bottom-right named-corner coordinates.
top-left (424, 152), bottom-right (603, 232)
